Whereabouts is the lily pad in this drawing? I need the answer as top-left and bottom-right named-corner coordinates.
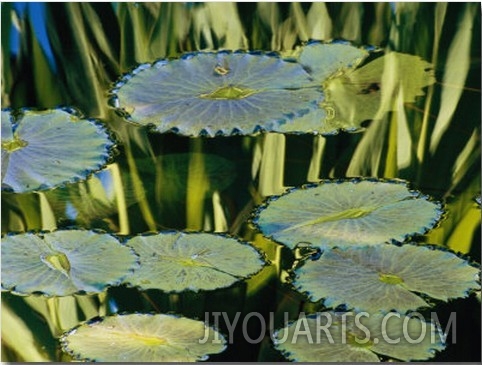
top-left (253, 179), bottom-right (443, 249)
top-left (294, 244), bottom-right (480, 312)
top-left (110, 50), bottom-right (325, 136)
top-left (61, 313), bottom-right (226, 362)
top-left (273, 311), bottom-right (445, 362)
top-left (1, 108), bottom-right (114, 193)
top-left (1, 230), bottom-right (138, 296)
top-left (124, 231), bottom-right (265, 292)
top-left (284, 41), bottom-right (370, 83)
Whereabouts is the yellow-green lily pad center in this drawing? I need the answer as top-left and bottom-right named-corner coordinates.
top-left (2, 137), bottom-right (28, 152)
top-left (199, 85), bottom-right (257, 100)
top-left (40, 252), bottom-right (71, 277)
top-left (378, 272), bottom-right (404, 285)
top-left (346, 331), bottom-right (374, 349)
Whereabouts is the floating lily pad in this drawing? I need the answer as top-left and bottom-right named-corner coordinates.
top-left (294, 244), bottom-right (480, 312)
top-left (61, 313), bottom-right (226, 362)
top-left (110, 51), bottom-right (325, 136)
top-left (253, 179), bottom-right (443, 250)
top-left (124, 231), bottom-right (265, 292)
top-left (1, 108), bottom-right (114, 193)
top-left (284, 41), bottom-right (370, 83)
top-left (1, 230), bottom-right (138, 296)
top-left (273, 311), bottom-right (445, 362)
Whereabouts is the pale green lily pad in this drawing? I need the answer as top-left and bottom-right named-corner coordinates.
top-left (283, 41), bottom-right (370, 83)
top-left (1, 110), bottom-right (14, 182)
top-left (273, 311), bottom-right (445, 362)
top-left (110, 46), bottom-right (431, 136)
top-left (253, 179), bottom-right (443, 250)
top-left (1, 230), bottom-right (138, 296)
top-left (294, 244), bottom-right (480, 312)
top-left (1, 108), bottom-right (114, 193)
top-left (61, 313), bottom-right (226, 362)
top-left (124, 231), bottom-right (265, 292)
top-left (110, 51), bottom-right (323, 136)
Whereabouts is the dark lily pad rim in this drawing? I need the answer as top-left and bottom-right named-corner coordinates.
top-left (108, 49), bottom-right (304, 137)
top-left (108, 49), bottom-right (323, 138)
top-left (107, 42), bottom-right (375, 138)
top-left (1, 106), bottom-right (119, 194)
top-left (271, 309), bottom-right (446, 362)
top-left (250, 177), bottom-right (446, 249)
top-left (1, 227), bottom-right (140, 298)
top-left (59, 311), bottom-right (227, 362)
top-left (290, 241), bottom-right (481, 313)
top-left (119, 229), bottom-right (269, 294)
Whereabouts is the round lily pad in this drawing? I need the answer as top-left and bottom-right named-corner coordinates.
top-left (293, 244), bottom-right (480, 312)
top-left (124, 231), bottom-right (265, 292)
top-left (287, 41), bottom-right (370, 83)
top-left (273, 311), bottom-right (445, 362)
top-left (61, 313), bottom-right (226, 362)
top-left (110, 51), bottom-right (324, 136)
top-left (1, 230), bottom-right (138, 296)
top-left (1, 108), bottom-right (114, 193)
top-left (253, 179), bottom-right (443, 250)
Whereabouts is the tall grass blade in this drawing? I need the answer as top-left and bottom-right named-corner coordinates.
top-left (429, 4), bottom-right (476, 153)
top-left (306, 3), bottom-right (333, 40)
top-left (2, 302), bottom-right (52, 361)
top-left (258, 134), bottom-right (286, 196)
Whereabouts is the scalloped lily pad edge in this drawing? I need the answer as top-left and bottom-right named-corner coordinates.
top-left (291, 241), bottom-right (481, 312)
top-left (120, 230), bottom-right (270, 293)
top-left (271, 310), bottom-right (447, 362)
top-left (250, 177), bottom-right (446, 248)
top-left (0, 228), bottom-right (140, 297)
top-left (1, 228), bottom-right (269, 297)
top-left (1, 106), bottom-right (118, 193)
top-left (59, 312), bottom-right (228, 362)
top-left (108, 40), bottom-right (374, 137)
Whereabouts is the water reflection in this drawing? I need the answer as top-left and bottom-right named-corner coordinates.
top-left (41, 153), bottom-right (237, 233)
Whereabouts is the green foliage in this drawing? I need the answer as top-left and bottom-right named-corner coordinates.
top-left (322, 52), bottom-right (436, 130)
